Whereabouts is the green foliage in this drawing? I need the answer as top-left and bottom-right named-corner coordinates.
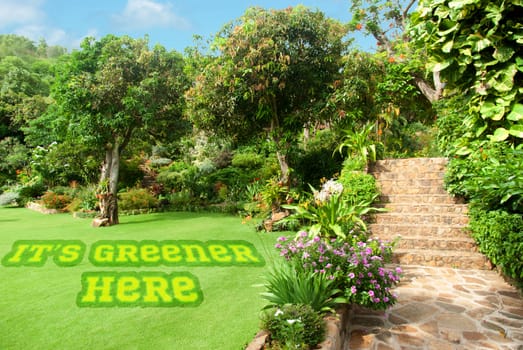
top-left (261, 304), bottom-right (326, 350)
top-left (283, 180), bottom-right (380, 239)
top-left (261, 262), bottom-right (342, 313)
top-left (469, 206), bottom-right (523, 282)
top-left (0, 137), bottom-right (29, 186)
top-left (18, 181), bottom-right (46, 205)
top-left (338, 170), bottom-right (380, 205)
top-left (336, 123), bottom-right (381, 165)
top-left (411, 0), bottom-right (523, 144)
top-left (119, 157), bottom-right (145, 190)
top-left (434, 94), bottom-right (471, 156)
top-left (118, 188), bottom-right (159, 211)
top-left (231, 149), bottom-right (264, 169)
top-left (156, 161), bottom-right (198, 193)
top-left (291, 129), bottom-right (344, 189)
top-left (445, 143), bottom-right (523, 212)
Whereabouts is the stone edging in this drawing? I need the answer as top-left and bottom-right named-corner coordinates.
top-left (245, 305), bottom-right (350, 350)
top-left (26, 201), bottom-right (62, 214)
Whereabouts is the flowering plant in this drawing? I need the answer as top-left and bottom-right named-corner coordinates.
top-left (261, 304), bottom-right (326, 350)
top-left (275, 232), bottom-right (402, 310)
top-left (282, 179), bottom-right (380, 240)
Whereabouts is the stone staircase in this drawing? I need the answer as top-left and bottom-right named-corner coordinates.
top-left (368, 158), bottom-right (491, 270)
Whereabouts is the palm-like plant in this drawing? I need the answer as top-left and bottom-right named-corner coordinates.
top-left (336, 122), bottom-right (382, 165)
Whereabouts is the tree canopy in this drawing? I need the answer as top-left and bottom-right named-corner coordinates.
top-left (186, 6), bottom-right (348, 182)
top-left (43, 35), bottom-right (189, 224)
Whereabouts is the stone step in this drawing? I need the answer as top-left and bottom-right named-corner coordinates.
top-left (372, 213), bottom-right (469, 226)
top-left (377, 178), bottom-right (445, 190)
top-left (379, 194), bottom-right (464, 205)
top-left (368, 223), bottom-right (471, 238)
top-left (380, 235), bottom-right (478, 252)
top-left (391, 249), bottom-right (491, 270)
top-left (369, 158), bottom-right (448, 176)
top-left (377, 184), bottom-right (449, 195)
top-left (377, 203), bottom-right (468, 214)
top-left (370, 171), bottom-right (445, 181)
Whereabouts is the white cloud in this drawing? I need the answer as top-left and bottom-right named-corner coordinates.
top-left (0, 0), bottom-right (45, 28)
top-left (113, 0), bottom-right (190, 30)
top-left (15, 25), bottom-right (67, 46)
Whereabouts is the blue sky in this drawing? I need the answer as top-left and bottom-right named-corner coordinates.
top-left (0, 0), bottom-right (378, 53)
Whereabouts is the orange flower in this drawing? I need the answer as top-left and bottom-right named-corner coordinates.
top-left (388, 56), bottom-right (395, 63)
top-left (355, 23), bottom-right (363, 30)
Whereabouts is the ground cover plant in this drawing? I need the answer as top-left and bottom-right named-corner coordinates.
top-left (0, 208), bottom-right (277, 349)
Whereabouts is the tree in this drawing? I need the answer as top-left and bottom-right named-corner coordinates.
top-left (410, 0), bottom-right (523, 145)
top-left (348, 0), bottom-right (444, 102)
top-left (186, 6), bottom-right (348, 184)
top-left (48, 35), bottom-right (189, 225)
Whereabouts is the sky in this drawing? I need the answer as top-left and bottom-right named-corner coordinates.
top-left (0, 0), bottom-right (378, 53)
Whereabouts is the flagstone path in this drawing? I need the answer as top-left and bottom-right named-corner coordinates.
top-left (346, 266), bottom-right (523, 350)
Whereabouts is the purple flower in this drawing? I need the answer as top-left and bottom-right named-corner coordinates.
top-left (275, 243), bottom-right (282, 249)
top-left (299, 231), bottom-right (308, 237)
top-left (383, 297), bottom-right (390, 303)
top-left (348, 272), bottom-right (355, 279)
top-left (368, 290), bottom-right (375, 297)
top-left (395, 267), bottom-right (402, 274)
top-left (350, 286), bottom-right (357, 294)
top-left (277, 236), bottom-right (287, 242)
top-left (313, 236), bottom-right (321, 242)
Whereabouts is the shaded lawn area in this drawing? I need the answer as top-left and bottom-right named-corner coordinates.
top-left (0, 208), bottom-right (279, 350)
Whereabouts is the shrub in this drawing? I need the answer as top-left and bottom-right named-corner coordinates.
top-left (469, 206), bottom-right (523, 283)
top-left (77, 185), bottom-right (98, 211)
top-left (338, 169), bottom-right (379, 205)
top-left (119, 158), bottom-right (145, 190)
top-left (18, 182), bottom-right (46, 205)
top-left (118, 188), bottom-right (159, 211)
top-left (231, 150), bottom-right (264, 169)
top-left (40, 191), bottom-right (72, 210)
top-left (0, 191), bottom-right (19, 206)
top-left (282, 179), bottom-right (381, 240)
top-left (261, 304), bottom-right (326, 350)
top-left (445, 143), bottom-right (523, 213)
top-left (276, 233), bottom-right (401, 310)
top-left (261, 262), bottom-right (343, 313)
top-left (156, 161), bottom-right (198, 193)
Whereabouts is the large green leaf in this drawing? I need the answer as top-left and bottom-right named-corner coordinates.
top-left (508, 124), bottom-right (523, 138)
top-left (489, 127), bottom-right (509, 141)
top-left (480, 101), bottom-right (505, 121)
top-left (493, 46), bottom-right (515, 63)
top-left (507, 104), bottom-right (523, 121)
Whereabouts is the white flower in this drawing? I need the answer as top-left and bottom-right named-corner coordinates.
top-left (274, 309), bottom-right (284, 317)
top-left (323, 179), bottom-right (343, 195)
top-left (286, 318), bottom-right (300, 325)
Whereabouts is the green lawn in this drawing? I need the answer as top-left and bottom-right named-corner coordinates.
top-left (0, 208), bottom-right (278, 350)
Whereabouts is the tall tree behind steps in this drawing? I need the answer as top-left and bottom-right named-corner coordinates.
top-left (50, 35), bottom-right (189, 225)
top-left (185, 6), bottom-right (348, 185)
top-left (348, 0), bottom-right (444, 103)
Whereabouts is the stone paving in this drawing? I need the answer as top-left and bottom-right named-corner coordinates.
top-left (346, 266), bottom-right (523, 350)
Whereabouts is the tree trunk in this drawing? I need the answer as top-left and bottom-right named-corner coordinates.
top-left (276, 150), bottom-right (290, 187)
top-left (413, 71), bottom-right (444, 103)
top-left (96, 144), bottom-right (120, 226)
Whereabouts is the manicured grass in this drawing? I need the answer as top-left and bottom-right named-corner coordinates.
top-left (0, 208), bottom-right (279, 350)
